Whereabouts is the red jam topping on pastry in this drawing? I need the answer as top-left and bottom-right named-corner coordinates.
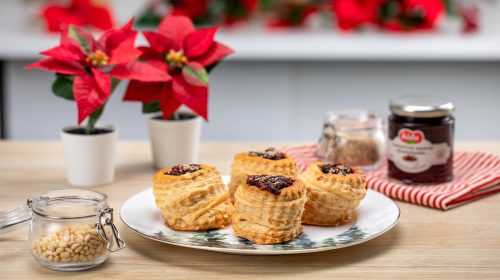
top-left (166, 164), bottom-right (202, 176)
top-left (320, 163), bottom-right (354, 176)
top-left (246, 175), bottom-right (294, 195)
top-left (248, 147), bottom-right (286, 160)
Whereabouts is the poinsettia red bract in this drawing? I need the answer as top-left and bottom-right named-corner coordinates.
top-left (26, 19), bottom-right (170, 124)
top-left (224, 0), bottom-right (259, 26)
top-left (333, 0), bottom-right (383, 31)
top-left (378, 0), bottom-right (444, 31)
top-left (170, 0), bottom-right (211, 21)
top-left (41, 0), bottom-right (115, 32)
top-left (267, 3), bottom-right (319, 28)
top-left (333, 0), bottom-right (443, 32)
top-left (458, 4), bottom-right (480, 34)
top-left (123, 16), bottom-right (234, 120)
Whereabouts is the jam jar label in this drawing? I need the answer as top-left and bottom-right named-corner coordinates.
top-left (388, 129), bottom-right (451, 173)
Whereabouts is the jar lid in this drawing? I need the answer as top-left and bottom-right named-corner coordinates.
top-left (325, 109), bottom-right (383, 131)
top-left (390, 95), bottom-right (455, 118)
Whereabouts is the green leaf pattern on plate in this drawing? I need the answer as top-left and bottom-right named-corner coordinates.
top-left (188, 231), bottom-right (230, 248)
top-left (271, 234), bottom-right (316, 250)
top-left (148, 225), bottom-right (369, 251)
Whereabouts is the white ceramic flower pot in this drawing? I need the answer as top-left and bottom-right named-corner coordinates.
top-left (60, 126), bottom-right (118, 187)
top-left (147, 115), bottom-right (202, 169)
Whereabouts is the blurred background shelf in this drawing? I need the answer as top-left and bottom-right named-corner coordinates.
top-left (1, 30), bottom-right (500, 61)
top-left (1, 0), bottom-right (500, 61)
top-left (207, 32), bottom-right (500, 61)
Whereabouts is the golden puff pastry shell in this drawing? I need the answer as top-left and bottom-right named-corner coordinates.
top-left (153, 164), bottom-right (233, 231)
top-left (228, 152), bottom-right (297, 203)
top-left (232, 176), bottom-right (306, 244)
top-left (300, 162), bottom-right (367, 226)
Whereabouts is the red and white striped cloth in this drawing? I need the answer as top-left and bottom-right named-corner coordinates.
top-left (282, 144), bottom-right (500, 210)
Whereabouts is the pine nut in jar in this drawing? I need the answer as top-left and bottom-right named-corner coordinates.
top-left (0, 189), bottom-right (125, 271)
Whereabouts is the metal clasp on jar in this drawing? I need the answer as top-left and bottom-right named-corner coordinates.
top-left (317, 123), bottom-right (337, 159)
top-left (96, 207), bottom-right (125, 252)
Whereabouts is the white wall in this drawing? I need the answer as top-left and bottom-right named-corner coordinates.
top-left (5, 60), bottom-right (500, 141)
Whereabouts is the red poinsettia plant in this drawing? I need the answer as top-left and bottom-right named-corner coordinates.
top-left (378, 0), bottom-right (444, 31)
top-left (267, 1), bottom-right (319, 28)
top-left (25, 19), bottom-right (170, 133)
top-left (170, 0), bottom-right (210, 22)
top-left (458, 4), bottom-right (480, 34)
top-left (333, 0), bottom-right (382, 31)
top-left (224, 0), bottom-right (260, 26)
top-left (123, 15), bottom-right (234, 120)
top-left (41, 0), bottom-right (115, 33)
top-left (333, 0), bottom-right (444, 32)
top-left (138, 0), bottom-right (258, 28)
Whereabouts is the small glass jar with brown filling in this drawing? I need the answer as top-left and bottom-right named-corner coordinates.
top-left (316, 109), bottom-right (385, 171)
top-left (388, 95), bottom-right (455, 184)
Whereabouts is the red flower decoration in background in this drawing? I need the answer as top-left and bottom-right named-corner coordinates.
top-left (123, 16), bottom-right (234, 120)
top-left (267, 2), bottom-right (319, 28)
top-left (333, 0), bottom-right (382, 31)
top-left (224, 0), bottom-right (259, 26)
top-left (404, 0), bottom-right (443, 29)
top-left (170, 0), bottom-right (211, 21)
top-left (458, 4), bottom-right (480, 34)
top-left (41, 0), bottom-right (115, 32)
top-left (334, 0), bottom-right (443, 32)
top-left (379, 0), bottom-right (444, 31)
top-left (26, 20), bottom-right (170, 124)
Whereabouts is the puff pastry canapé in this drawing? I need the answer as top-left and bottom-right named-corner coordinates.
top-left (232, 175), bottom-right (307, 244)
top-left (153, 164), bottom-right (233, 231)
top-left (228, 148), bottom-right (297, 203)
top-left (301, 162), bottom-right (367, 226)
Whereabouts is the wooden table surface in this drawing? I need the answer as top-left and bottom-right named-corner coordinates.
top-left (0, 141), bottom-right (499, 279)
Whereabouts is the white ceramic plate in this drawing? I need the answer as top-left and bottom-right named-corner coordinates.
top-left (120, 176), bottom-right (400, 255)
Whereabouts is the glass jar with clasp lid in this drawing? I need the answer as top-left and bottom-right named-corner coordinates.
top-left (0, 189), bottom-right (125, 271)
top-left (316, 109), bottom-right (386, 171)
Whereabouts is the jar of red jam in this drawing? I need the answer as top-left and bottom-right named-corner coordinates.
top-left (388, 95), bottom-right (455, 184)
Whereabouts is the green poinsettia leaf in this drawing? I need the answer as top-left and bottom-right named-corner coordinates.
top-left (142, 101), bottom-right (161, 113)
top-left (111, 78), bottom-right (120, 91)
top-left (182, 62), bottom-right (209, 87)
top-left (260, 0), bottom-right (275, 11)
top-left (205, 62), bottom-right (220, 74)
top-left (136, 9), bottom-right (162, 27)
top-left (68, 25), bottom-right (90, 54)
top-left (52, 74), bottom-right (74, 101)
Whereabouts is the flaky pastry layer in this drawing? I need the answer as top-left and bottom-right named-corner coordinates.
top-left (232, 177), bottom-right (306, 244)
top-left (300, 162), bottom-right (367, 226)
top-left (228, 152), bottom-right (297, 203)
top-left (153, 164), bottom-right (233, 231)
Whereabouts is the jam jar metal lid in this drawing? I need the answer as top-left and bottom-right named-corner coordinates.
top-left (390, 95), bottom-right (455, 118)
